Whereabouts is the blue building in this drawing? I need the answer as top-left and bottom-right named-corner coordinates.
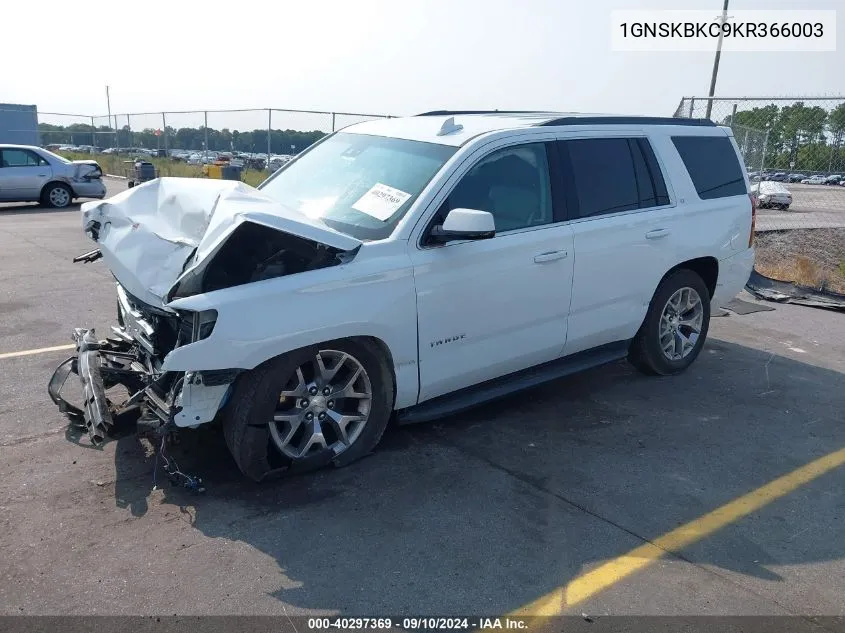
top-left (0, 104), bottom-right (39, 145)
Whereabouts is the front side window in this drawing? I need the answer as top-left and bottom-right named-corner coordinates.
top-left (441, 143), bottom-right (554, 233)
top-left (1, 149), bottom-right (46, 167)
top-left (259, 132), bottom-right (456, 241)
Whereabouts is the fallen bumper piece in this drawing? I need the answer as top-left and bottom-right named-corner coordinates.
top-left (48, 324), bottom-right (241, 447)
top-left (746, 270), bottom-right (845, 311)
top-left (47, 328), bottom-right (147, 445)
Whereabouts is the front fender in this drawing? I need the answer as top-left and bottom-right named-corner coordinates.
top-left (161, 254), bottom-right (420, 409)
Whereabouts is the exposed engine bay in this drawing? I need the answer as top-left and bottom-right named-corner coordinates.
top-left (168, 220), bottom-right (346, 300)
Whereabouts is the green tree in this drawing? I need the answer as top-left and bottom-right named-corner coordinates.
top-left (779, 102), bottom-right (828, 164)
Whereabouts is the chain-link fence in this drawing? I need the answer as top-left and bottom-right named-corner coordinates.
top-left (10, 111), bottom-right (112, 149)
top-left (7, 106), bottom-right (391, 186)
top-left (676, 96), bottom-right (845, 294)
top-left (9, 106), bottom-right (389, 155)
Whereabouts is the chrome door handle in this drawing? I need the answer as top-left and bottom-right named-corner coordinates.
top-left (645, 228), bottom-right (670, 239)
top-left (534, 250), bottom-right (568, 263)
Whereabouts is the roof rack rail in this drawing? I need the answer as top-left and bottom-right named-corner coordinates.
top-left (415, 110), bottom-right (555, 116)
top-left (538, 116), bottom-right (716, 127)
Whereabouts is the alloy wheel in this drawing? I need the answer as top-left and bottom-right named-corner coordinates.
top-left (268, 350), bottom-right (373, 459)
top-left (658, 286), bottom-right (704, 361)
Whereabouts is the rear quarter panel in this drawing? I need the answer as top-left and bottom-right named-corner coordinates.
top-left (647, 126), bottom-right (753, 281)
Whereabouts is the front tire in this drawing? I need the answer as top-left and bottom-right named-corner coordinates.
top-left (220, 339), bottom-right (394, 482)
top-left (628, 269), bottom-right (711, 376)
top-left (41, 183), bottom-right (73, 209)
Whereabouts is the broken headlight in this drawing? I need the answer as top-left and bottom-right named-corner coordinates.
top-left (180, 309), bottom-right (218, 343)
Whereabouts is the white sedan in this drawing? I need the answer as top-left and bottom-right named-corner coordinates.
top-left (751, 181), bottom-right (792, 210)
top-left (801, 175), bottom-right (827, 184)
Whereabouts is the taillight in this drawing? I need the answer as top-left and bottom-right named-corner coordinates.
top-left (748, 193), bottom-right (756, 247)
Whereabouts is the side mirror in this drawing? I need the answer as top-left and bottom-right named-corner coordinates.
top-left (429, 208), bottom-right (495, 243)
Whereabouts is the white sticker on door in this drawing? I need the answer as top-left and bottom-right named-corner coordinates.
top-left (351, 183), bottom-right (412, 221)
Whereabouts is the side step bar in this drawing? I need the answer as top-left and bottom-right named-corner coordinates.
top-left (396, 340), bottom-right (630, 425)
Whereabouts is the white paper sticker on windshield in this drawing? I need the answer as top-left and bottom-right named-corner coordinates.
top-left (351, 183), bottom-right (412, 221)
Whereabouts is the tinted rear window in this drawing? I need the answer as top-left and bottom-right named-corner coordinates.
top-left (671, 135), bottom-right (747, 199)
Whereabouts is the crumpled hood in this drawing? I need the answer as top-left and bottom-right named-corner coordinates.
top-left (80, 177), bottom-right (361, 308)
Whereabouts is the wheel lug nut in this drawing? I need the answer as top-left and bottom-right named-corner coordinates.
top-left (308, 386), bottom-right (318, 396)
top-left (322, 386), bottom-right (331, 396)
top-left (305, 412), bottom-right (313, 420)
top-left (318, 412), bottom-right (326, 421)
top-left (327, 400), bottom-right (334, 409)
top-left (299, 399), bottom-right (309, 408)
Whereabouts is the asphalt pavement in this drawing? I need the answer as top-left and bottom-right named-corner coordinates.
top-left (756, 182), bottom-right (845, 231)
top-left (1, 179), bottom-right (844, 618)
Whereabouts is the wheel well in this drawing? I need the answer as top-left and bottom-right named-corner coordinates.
top-left (664, 257), bottom-right (719, 298)
top-left (40, 180), bottom-right (72, 198)
top-left (350, 336), bottom-right (398, 407)
top-left (243, 335), bottom-right (399, 408)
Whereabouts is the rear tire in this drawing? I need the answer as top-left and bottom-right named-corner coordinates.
top-left (220, 339), bottom-right (394, 482)
top-left (41, 182), bottom-right (73, 209)
top-left (628, 269), bottom-right (711, 376)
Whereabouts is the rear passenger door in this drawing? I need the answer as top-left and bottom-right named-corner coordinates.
top-left (556, 135), bottom-right (680, 356)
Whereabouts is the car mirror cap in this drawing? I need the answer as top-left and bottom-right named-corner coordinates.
top-left (442, 208), bottom-right (496, 234)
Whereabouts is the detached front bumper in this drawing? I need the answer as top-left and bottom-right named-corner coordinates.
top-left (48, 328), bottom-right (148, 445)
top-left (48, 324), bottom-right (238, 446)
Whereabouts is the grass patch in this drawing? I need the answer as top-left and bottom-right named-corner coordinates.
top-left (754, 228), bottom-right (845, 294)
top-left (60, 152), bottom-right (269, 189)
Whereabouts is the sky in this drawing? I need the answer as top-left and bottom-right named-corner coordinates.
top-left (2, 0), bottom-right (843, 126)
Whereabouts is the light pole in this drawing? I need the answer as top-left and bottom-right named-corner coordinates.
top-left (105, 85), bottom-right (114, 150)
top-left (705, 0), bottom-right (730, 120)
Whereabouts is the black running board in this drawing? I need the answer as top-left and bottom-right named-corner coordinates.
top-left (396, 340), bottom-right (630, 425)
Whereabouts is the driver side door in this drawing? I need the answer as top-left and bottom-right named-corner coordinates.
top-left (409, 141), bottom-right (575, 402)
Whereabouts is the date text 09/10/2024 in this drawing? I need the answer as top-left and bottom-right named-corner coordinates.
top-left (307, 618), bottom-right (529, 630)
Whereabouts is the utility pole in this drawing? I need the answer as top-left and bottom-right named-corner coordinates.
top-left (105, 85), bottom-right (115, 151)
top-left (705, 0), bottom-right (730, 120)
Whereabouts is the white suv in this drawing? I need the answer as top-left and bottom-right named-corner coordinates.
top-left (49, 111), bottom-right (755, 481)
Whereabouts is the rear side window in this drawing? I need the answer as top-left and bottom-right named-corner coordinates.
top-left (671, 135), bottom-right (747, 199)
top-left (557, 137), bottom-right (670, 219)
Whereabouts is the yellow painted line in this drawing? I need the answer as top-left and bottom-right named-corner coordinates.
top-left (510, 445), bottom-right (845, 616)
top-left (0, 344), bottom-right (75, 360)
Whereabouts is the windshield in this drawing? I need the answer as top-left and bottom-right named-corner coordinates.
top-left (259, 132), bottom-right (457, 241)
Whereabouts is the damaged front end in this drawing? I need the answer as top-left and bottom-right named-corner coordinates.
top-left (47, 285), bottom-right (236, 446)
top-left (47, 177), bottom-right (360, 448)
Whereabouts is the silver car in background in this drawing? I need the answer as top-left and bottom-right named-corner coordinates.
top-left (0, 144), bottom-right (107, 208)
